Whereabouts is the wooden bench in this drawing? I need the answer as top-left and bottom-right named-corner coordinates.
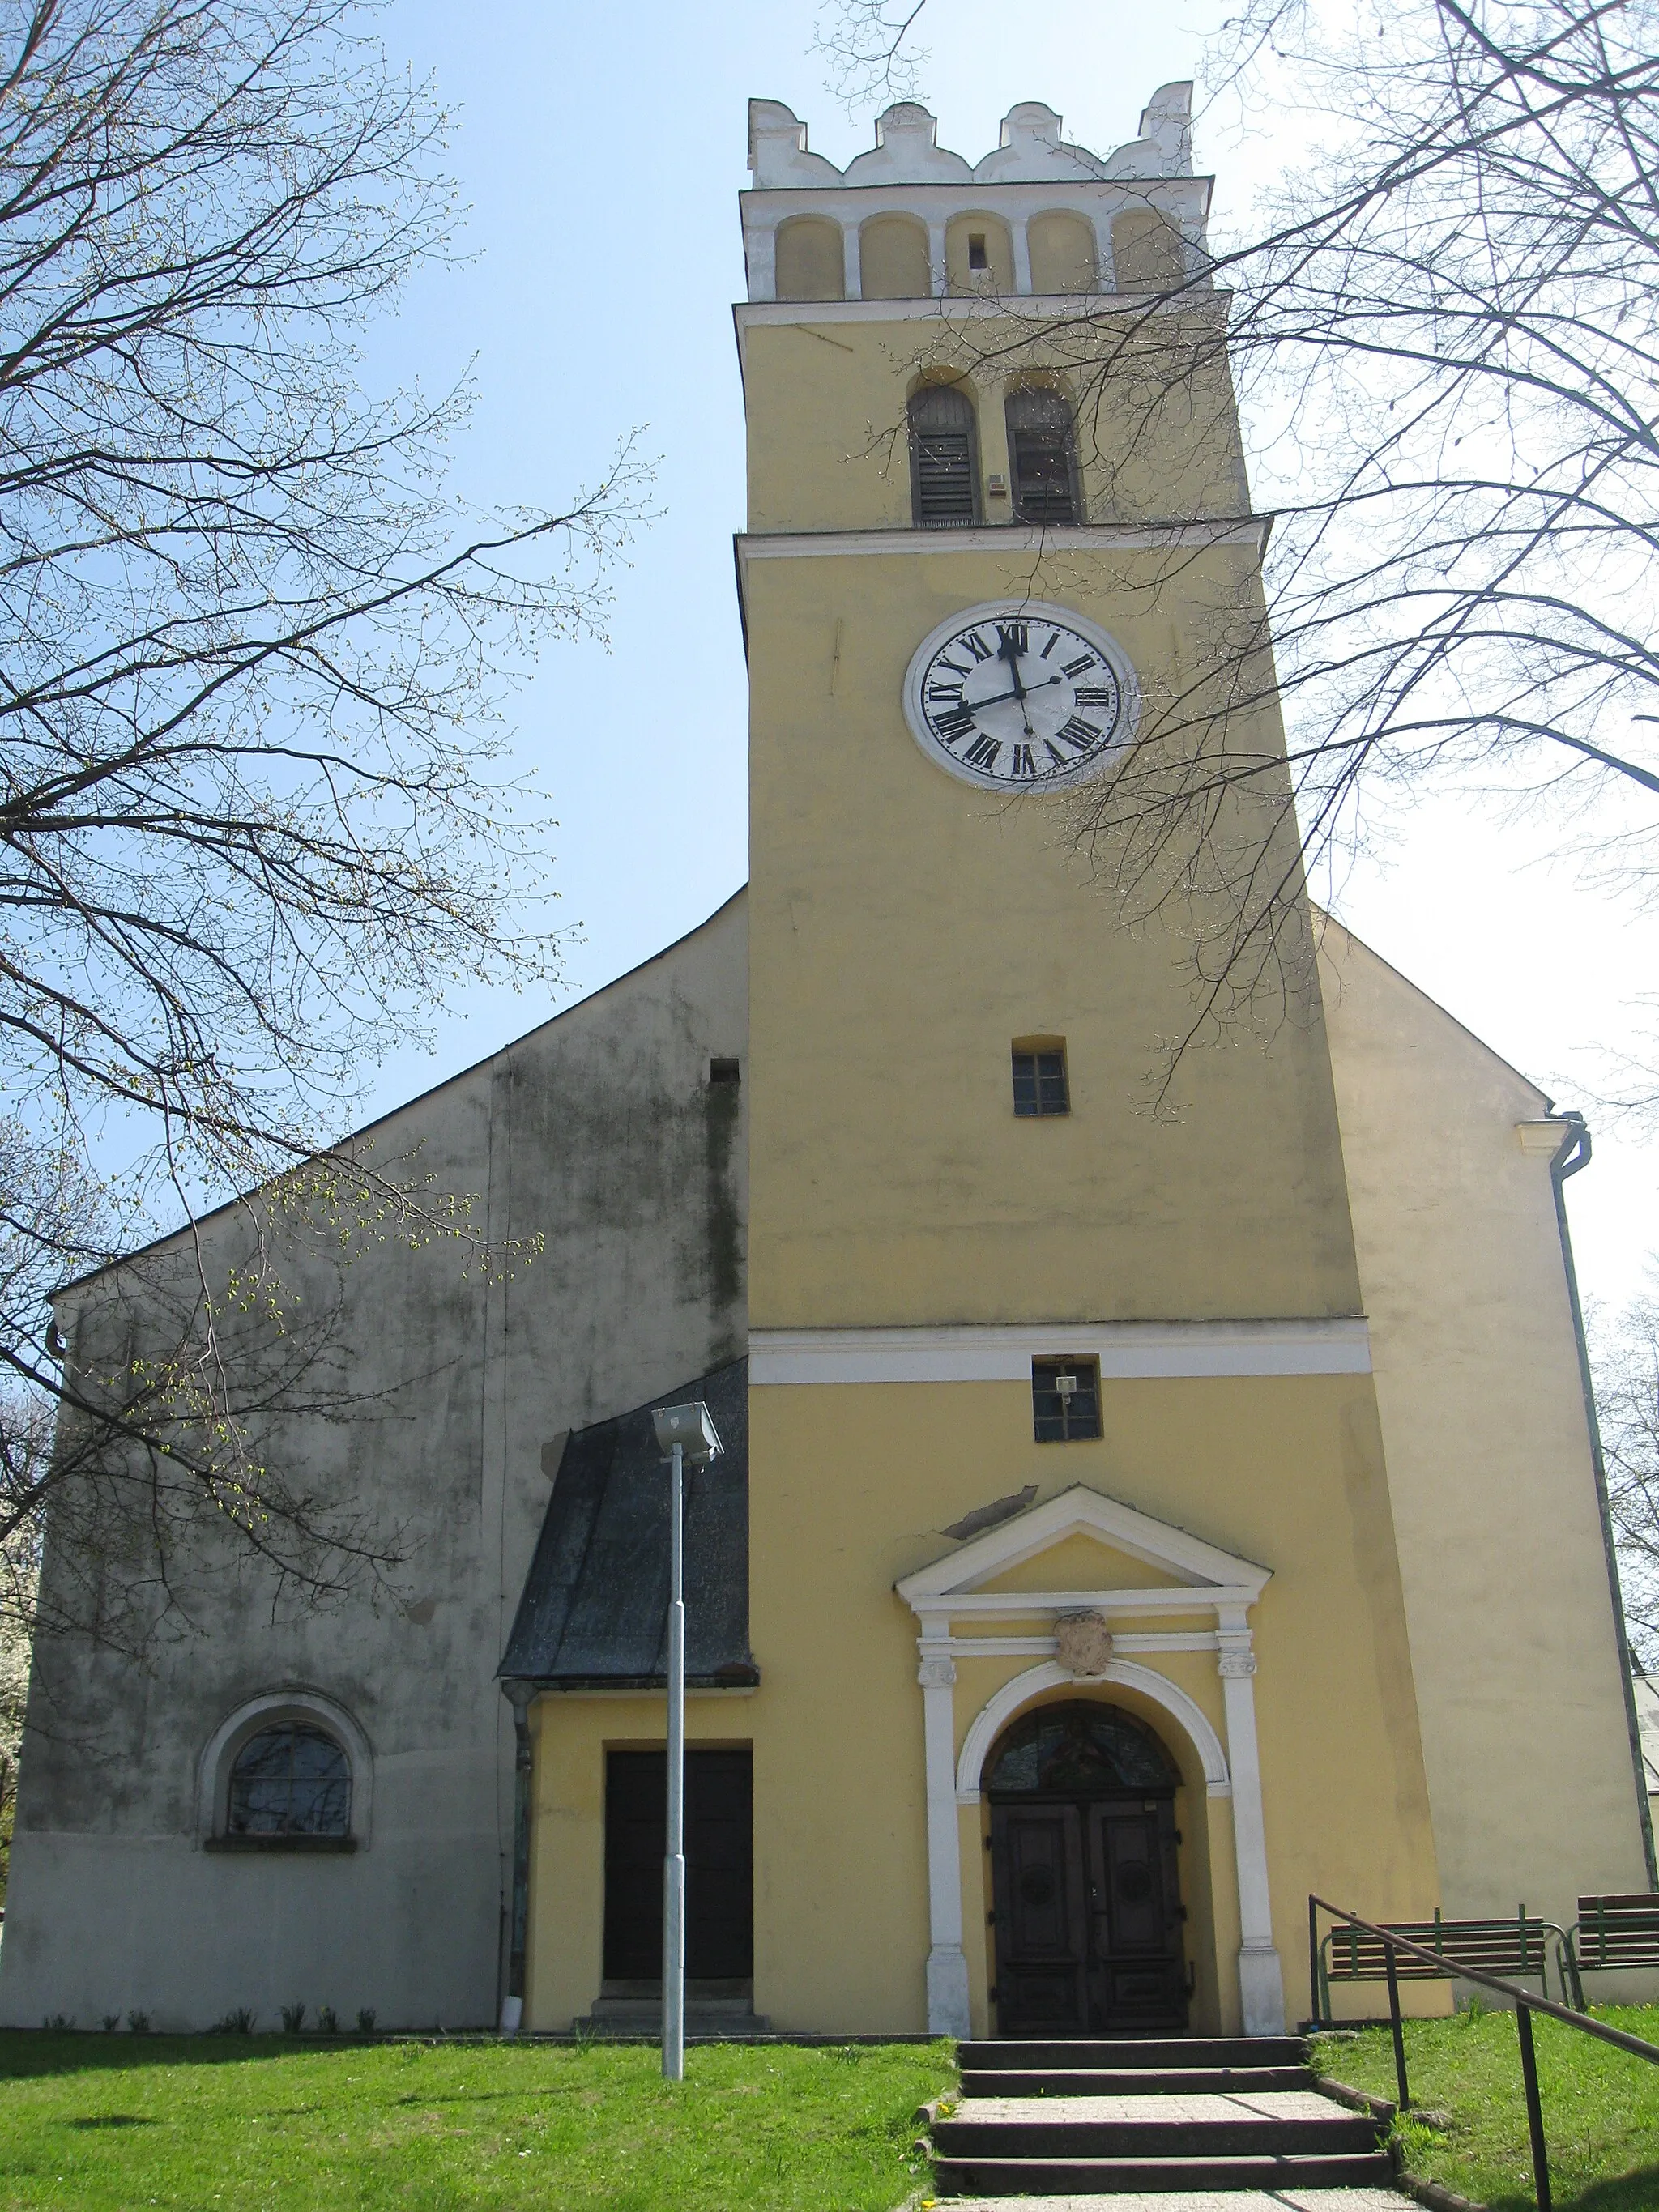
top-left (1317, 1909), bottom-right (1574, 2018)
top-left (1566, 1895), bottom-right (1659, 2005)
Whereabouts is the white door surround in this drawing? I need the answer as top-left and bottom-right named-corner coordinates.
top-left (894, 1484), bottom-right (1286, 2038)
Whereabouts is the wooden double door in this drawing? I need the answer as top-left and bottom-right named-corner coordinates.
top-left (990, 1793), bottom-right (1188, 2036)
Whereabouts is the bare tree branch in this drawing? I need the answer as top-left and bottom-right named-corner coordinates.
top-left (0, 0), bottom-right (650, 1656)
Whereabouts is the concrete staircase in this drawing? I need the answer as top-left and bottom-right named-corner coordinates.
top-left (931, 2035), bottom-right (1405, 2202)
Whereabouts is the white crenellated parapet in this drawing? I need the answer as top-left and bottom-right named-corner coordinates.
top-left (740, 89), bottom-right (1210, 305)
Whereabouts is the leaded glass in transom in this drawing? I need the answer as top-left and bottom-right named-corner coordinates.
top-left (987, 1703), bottom-right (1178, 1796)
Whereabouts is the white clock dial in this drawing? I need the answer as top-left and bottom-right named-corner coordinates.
top-left (902, 600), bottom-right (1139, 791)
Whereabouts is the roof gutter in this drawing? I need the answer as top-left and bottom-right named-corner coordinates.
top-left (1549, 1110), bottom-right (1658, 1887)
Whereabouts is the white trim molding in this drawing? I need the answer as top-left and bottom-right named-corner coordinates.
top-left (752, 1317), bottom-right (1370, 1386)
top-left (955, 1659), bottom-right (1230, 1802)
top-left (898, 1483), bottom-right (1273, 1599)
top-left (736, 520), bottom-right (1269, 568)
top-left (196, 1686), bottom-right (373, 1848)
top-left (896, 1483), bottom-right (1284, 2036)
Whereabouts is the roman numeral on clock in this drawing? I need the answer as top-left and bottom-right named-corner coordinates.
top-left (996, 623), bottom-right (1029, 656)
top-left (1061, 654), bottom-right (1094, 679)
top-left (962, 632), bottom-right (995, 662)
top-left (926, 681), bottom-right (966, 705)
top-left (1010, 744), bottom-right (1036, 777)
top-left (1073, 685), bottom-right (1115, 710)
top-left (964, 733), bottom-right (1001, 769)
top-left (1056, 715), bottom-right (1102, 751)
top-left (933, 703), bottom-right (977, 742)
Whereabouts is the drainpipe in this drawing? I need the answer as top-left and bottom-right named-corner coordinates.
top-left (499, 1680), bottom-right (535, 2033)
top-left (1548, 1110), bottom-right (1659, 1888)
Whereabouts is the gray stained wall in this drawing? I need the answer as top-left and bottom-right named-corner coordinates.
top-left (0, 890), bottom-right (747, 2031)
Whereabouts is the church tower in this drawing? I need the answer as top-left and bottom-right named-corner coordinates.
top-left (736, 87), bottom-right (1440, 2040)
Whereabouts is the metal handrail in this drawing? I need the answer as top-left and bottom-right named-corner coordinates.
top-left (1308, 1893), bottom-right (1659, 2212)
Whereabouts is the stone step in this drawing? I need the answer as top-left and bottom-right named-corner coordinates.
top-left (961, 2066), bottom-right (1311, 2098)
top-left (933, 2112), bottom-right (1378, 2160)
top-left (571, 1996), bottom-right (770, 2036)
top-left (930, 2150), bottom-right (1397, 2196)
top-left (957, 2037), bottom-right (1307, 2072)
top-left (935, 2180), bottom-right (1406, 2208)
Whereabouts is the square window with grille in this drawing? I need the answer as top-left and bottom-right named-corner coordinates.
top-left (1033, 1357), bottom-right (1102, 1443)
top-left (1013, 1043), bottom-right (1069, 1117)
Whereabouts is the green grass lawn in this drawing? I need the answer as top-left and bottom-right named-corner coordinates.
top-left (0, 2031), bottom-right (955, 2212)
top-left (1312, 2004), bottom-right (1659, 2210)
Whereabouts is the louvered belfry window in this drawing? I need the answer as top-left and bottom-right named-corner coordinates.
top-left (1006, 385), bottom-right (1081, 525)
top-left (909, 382), bottom-right (979, 526)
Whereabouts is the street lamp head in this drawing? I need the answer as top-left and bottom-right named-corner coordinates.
top-left (652, 1400), bottom-right (723, 1464)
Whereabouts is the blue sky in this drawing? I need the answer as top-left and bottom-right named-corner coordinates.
top-left (354, 0), bottom-right (1659, 1312)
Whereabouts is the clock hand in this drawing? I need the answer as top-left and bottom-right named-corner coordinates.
top-left (958, 675), bottom-right (1063, 713)
top-left (997, 635), bottom-right (1036, 738)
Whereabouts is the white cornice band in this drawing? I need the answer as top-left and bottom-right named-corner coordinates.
top-left (750, 1317), bottom-right (1371, 1385)
top-left (735, 519), bottom-right (1267, 564)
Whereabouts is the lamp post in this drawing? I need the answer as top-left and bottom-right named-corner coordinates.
top-left (650, 1400), bottom-right (723, 2082)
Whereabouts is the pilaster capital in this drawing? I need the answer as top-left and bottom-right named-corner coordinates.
top-left (918, 1655), bottom-right (957, 1690)
top-left (1218, 1649), bottom-right (1258, 1679)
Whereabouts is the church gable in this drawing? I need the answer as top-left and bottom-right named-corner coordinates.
top-left (974, 1532), bottom-right (1198, 1597)
top-left (898, 1484), bottom-right (1272, 1609)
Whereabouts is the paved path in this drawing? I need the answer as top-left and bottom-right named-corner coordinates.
top-left (937, 2191), bottom-right (1410, 2210)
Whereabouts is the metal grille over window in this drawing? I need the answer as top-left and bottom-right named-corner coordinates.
top-left (1006, 386), bottom-right (1080, 525)
top-left (1033, 1357), bottom-right (1102, 1442)
top-left (228, 1722), bottom-right (351, 1838)
top-left (909, 384), bottom-right (978, 526)
top-left (1013, 1046), bottom-right (1068, 1116)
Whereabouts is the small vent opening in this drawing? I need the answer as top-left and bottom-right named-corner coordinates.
top-left (710, 1057), bottom-right (741, 1086)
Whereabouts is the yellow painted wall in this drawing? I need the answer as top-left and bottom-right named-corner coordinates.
top-left (744, 543), bottom-right (1360, 1329)
top-left (1320, 922), bottom-right (1650, 1930)
top-left (739, 315), bottom-right (1247, 535)
top-left (525, 1373), bottom-right (1440, 2033)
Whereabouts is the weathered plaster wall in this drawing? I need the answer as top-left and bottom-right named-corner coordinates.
top-left (1320, 919), bottom-right (1650, 1936)
top-left (0, 893), bottom-right (748, 2031)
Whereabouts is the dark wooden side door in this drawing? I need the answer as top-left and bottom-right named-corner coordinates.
top-left (991, 1795), bottom-right (1187, 2035)
top-left (1085, 1799), bottom-right (1187, 2031)
top-left (988, 1802), bottom-right (1090, 2033)
top-left (602, 1748), bottom-right (753, 1982)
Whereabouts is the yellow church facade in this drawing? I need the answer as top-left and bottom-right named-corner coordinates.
top-left (514, 87), bottom-right (1652, 2043)
top-left (4, 86), bottom-right (1647, 2048)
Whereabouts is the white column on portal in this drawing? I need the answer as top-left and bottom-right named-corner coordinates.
top-left (1217, 1611), bottom-right (1285, 2035)
top-left (928, 219), bottom-right (948, 298)
top-left (918, 1642), bottom-right (971, 2036)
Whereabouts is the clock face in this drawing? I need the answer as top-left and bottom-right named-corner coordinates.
top-left (902, 600), bottom-right (1139, 791)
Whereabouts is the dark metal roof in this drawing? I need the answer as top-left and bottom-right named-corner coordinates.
top-left (498, 1358), bottom-right (755, 1689)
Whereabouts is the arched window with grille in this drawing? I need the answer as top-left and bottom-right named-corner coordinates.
top-left (227, 1720), bottom-right (351, 1839)
top-left (908, 383), bottom-right (979, 527)
top-left (1005, 385), bottom-right (1081, 526)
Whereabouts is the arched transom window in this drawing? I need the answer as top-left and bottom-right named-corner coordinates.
top-left (228, 1720), bottom-right (352, 1838)
top-left (988, 1701), bottom-right (1179, 1796)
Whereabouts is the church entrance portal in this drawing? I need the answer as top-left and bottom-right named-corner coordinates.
top-left (987, 1703), bottom-right (1189, 2037)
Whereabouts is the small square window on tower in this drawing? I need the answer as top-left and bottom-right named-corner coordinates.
top-left (1032, 1357), bottom-right (1102, 1443)
top-left (1012, 1039), bottom-right (1068, 1117)
top-left (967, 232), bottom-right (990, 271)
